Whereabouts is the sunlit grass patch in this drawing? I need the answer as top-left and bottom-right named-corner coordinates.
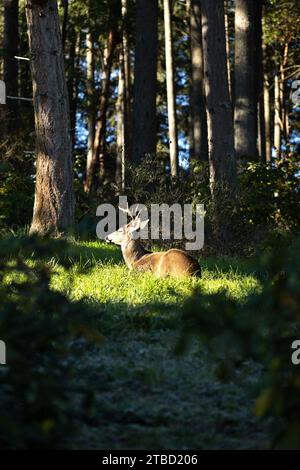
top-left (51, 241), bottom-right (261, 308)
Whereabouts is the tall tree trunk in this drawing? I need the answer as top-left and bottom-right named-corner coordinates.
top-left (116, 47), bottom-right (126, 190)
top-left (189, 0), bottom-right (208, 163)
top-left (132, 0), bottom-right (158, 165)
top-left (85, 29), bottom-right (95, 192)
top-left (26, 0), bottom-right (74, 235)
top-left (121, 0), bottom-right (132, 158)
top-left (67, 31), bottom-right (81, 151)
top-left (280, 42), bottom-right (289, 147)
top-left (201, 0), bottom-right (236, 190)
top-left (163, 0), bottom-right (178, 176)
top-left (263, 72), bottom-right (271, 162)
top-left (234, 0), bottom-right (260, 160)
top-left (201, 0), bottom-right (236, 241)
top-left (3, 0), bottom-right (19, 129)
top-left (224, 0), bottom-right (232, 101)
top-left (274, 73), bottom-right (281, 160)
top-left (85, 18), bottom-right (117, 193)
top-left (66, 28), bottom-right (76, 148)
top-left (256, 1), bottom-right (264, 160)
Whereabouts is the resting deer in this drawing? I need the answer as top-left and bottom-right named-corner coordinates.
top-left (105, 207), bottom-right (201, 278)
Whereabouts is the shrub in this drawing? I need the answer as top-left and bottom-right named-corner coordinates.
top-left (0, 236), bottom-right (100, 449)
top-left (178, 234), bottom-right (300, 448)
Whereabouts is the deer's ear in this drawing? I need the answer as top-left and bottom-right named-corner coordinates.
top-left (128, 219), bottom-right (140, 233)
top-left (139, 219), bottom-right (149, 230)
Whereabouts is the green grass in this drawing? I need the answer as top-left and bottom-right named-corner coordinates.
top-left (44, 240), bottom-right (272, 449)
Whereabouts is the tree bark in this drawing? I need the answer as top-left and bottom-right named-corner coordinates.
top-left (163, 0), bottom-right (178, 176)
top-left (234, 0), bottom-right (260, 160)
top-left (116, 47), bottom-right (126, 190)
top-left (280, 42), bottom-right (289, 147)
top-left (85, 28), bottom-right (95, 192)
top-left (121, 0), bottom-right (132, 158)
top-left (263, 72), bottom-right (271, 162)
top-left (71, 34), bottom-right (81, 150)
top-left (201, 0), bottom-right (236, 194)
top-left (3, 0), bottom-right (19, 128)
top-left (26, 0), bottom-right (75, 235)
top-left (132, 0), bottom-right (158, 165)
top-left (189, 0), bottom-right (208, 163)
top-left (224, 0), bottom-right (232, 101)
top-left (274, 73), bottom-right (281, 160)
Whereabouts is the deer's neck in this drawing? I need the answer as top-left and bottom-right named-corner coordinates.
top-left (121, 239), bottom-right (149, 269)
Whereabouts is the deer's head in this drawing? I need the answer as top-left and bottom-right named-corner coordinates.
top-left (105, 206), bottom-right (149, 247)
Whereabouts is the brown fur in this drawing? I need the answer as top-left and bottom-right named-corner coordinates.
top-left (133, 249), bottom-right (201, 278)
top-left (106, 216), bottom-right (201, 278)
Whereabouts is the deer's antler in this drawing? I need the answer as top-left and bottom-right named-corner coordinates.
top-left (118, 203), bottom-right (134, 219)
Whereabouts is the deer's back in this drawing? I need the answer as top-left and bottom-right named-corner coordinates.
top-left (133, 248), bottom-right (201, 278)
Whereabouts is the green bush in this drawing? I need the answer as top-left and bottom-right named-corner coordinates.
top-left (0, 236), bottom-right (100, 449)
top-left (179, 234), bottom-right (300, 448)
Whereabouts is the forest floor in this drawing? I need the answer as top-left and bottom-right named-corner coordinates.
top-left (48, 240), bottom-right (273, 449)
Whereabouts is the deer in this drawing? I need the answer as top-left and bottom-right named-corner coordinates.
top-left (105, 206), bottom-right (201, 278)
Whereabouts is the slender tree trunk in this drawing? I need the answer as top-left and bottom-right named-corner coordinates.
top-left (256, 1), bottom-right (264, 160)
top-left (263, 72), bottom-right (271, 162)
top-left (201, 0), bottom-right (236, 242)
top-left (163, 0), bottom-right (178, 176)
top-left (85, 29), bottom-right (95, 191)
top-left (26, 0), bottom-right (74, 235)
top-left (201, 0), bottom-right (236, 191)
top-left (116, 47), bottom-right (126, 190)
top-left (85, 19), bottom-right (117, 193)
top-left (280, 42), bottom-right (289, 147)
top-left (19, 6), bottom-right (31, 101)
top-left (274, 73), bottom-right (281, 160)
top-left (234, 0), bottom-right (260, 160)
top-left (3, 0), bottom-right (19, 128)
top-left (67, 31), bottom-right (81, 151)
top-left (224, 0), bottom-right (232, 101)
top-left (189, 0), bottom-right (208, 163)
top-left (132, 0), bottom-right (158, 165)
top-left (121, 0), bottom-right (132, 157)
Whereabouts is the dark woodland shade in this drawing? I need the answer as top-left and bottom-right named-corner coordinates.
top-left (3, 0), bottom-right (19, 126)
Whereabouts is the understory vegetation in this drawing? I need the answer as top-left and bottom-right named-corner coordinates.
top-left (1, 234), bottom-right (299, 449)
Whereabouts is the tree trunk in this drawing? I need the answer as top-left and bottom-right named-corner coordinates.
top-left (280, 42), bottom-right (289, 147)
top-left (85, 29), bottom-right (95, 192)
top-left (116, 47), bottom-right (126, 190)
top-left (234, 0), bottom-right (260, 160)
top-left (71, 34), bottom-right (81, 150)
top-left (163, 0), bottom-right (178, 176)
top-left (274, 73), bottom-right (281, 160)
top-left (201, 0), bottom-right (236, 192)
top-left (85, 19), bottom-right (117, 193)
top-left (201, 0), bottom-right (236, 243)
top-left (66, 28), bottom-right (80, 151)
top-left (26, 0), bottom-right (75, 235)
top-left (189, 0), bottom-right (208, 163)
top-left (121, 0), bottom-right (132, 158)
top-left (3, 0), bottom-right (19, 128)
top-left (132, 0), bottom-right (158, 165)
top-left (224, 0), bottom-right (232, 101)
top-left (263, 73), bottom-right (271, 162)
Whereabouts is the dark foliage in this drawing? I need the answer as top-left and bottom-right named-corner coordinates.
top-left (0, 236), bottom-right (101, 449)
top-left (178, 234), bottom-right (300, 448)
